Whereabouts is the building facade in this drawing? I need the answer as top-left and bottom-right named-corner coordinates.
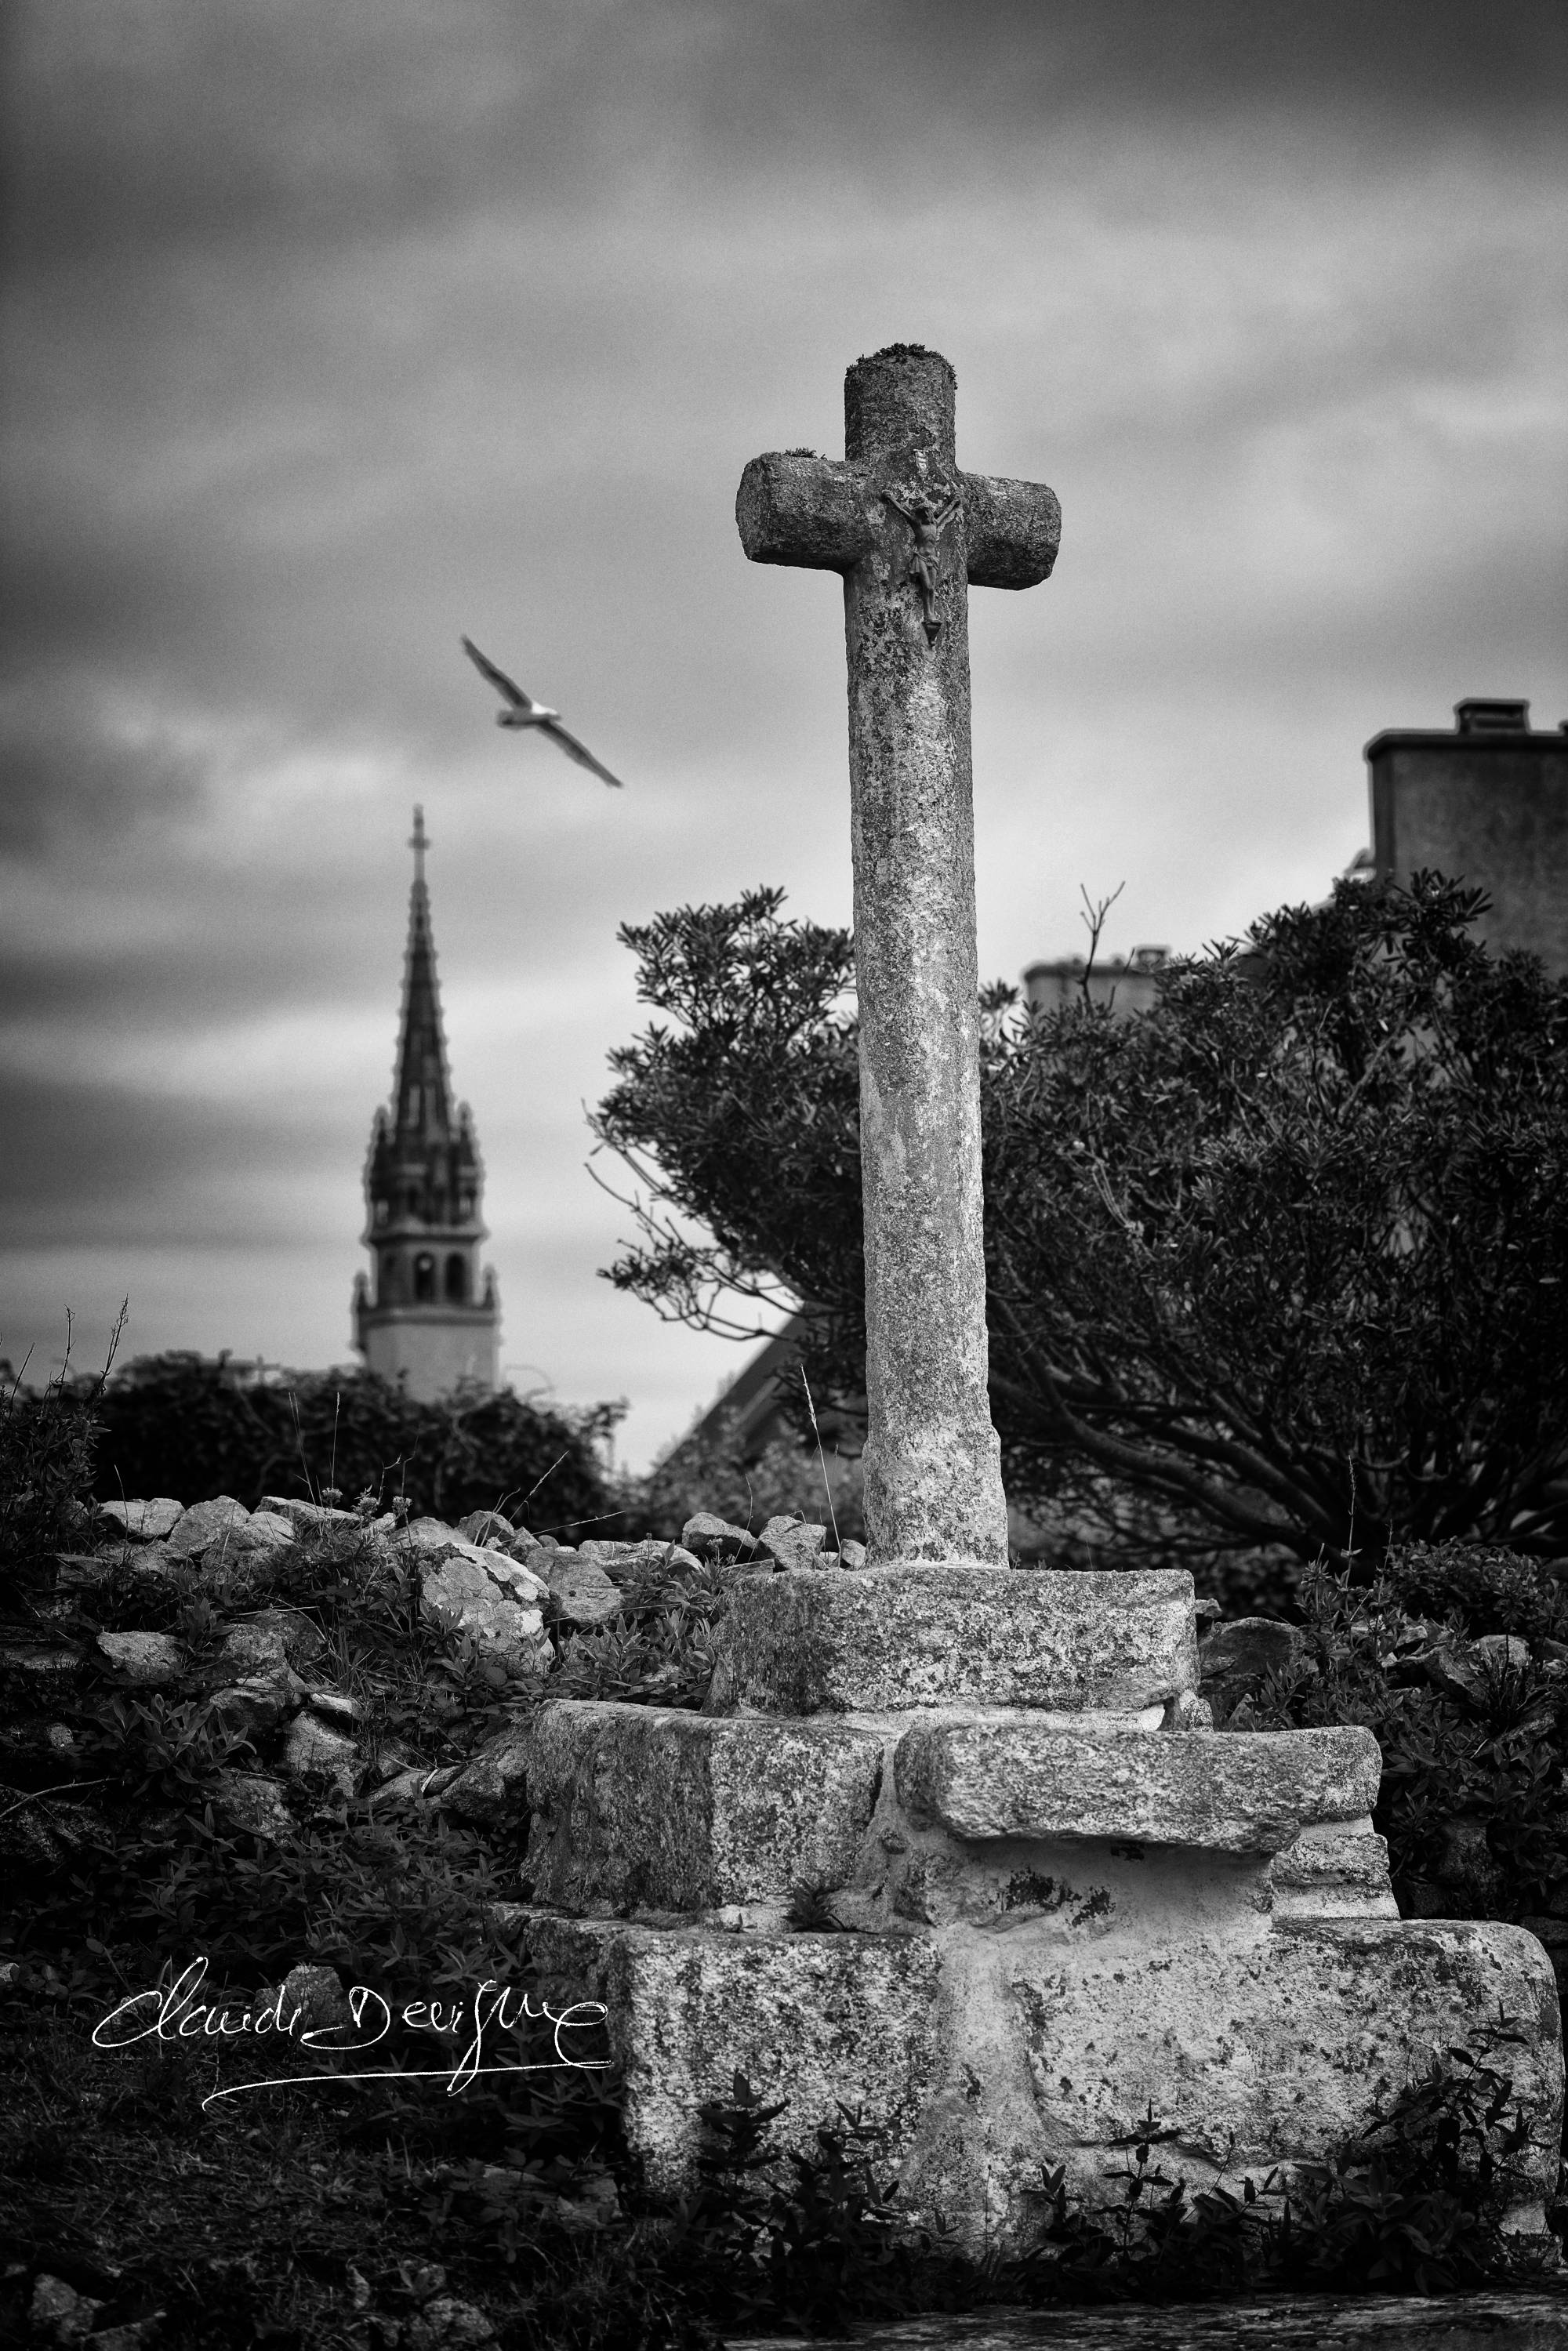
top-left (351, 809), bottom-right (500, 1399)
top-left (1365, 698), bottom-right (1568, 977)
top-left (1022, 944), bottom-right (1171, 1021)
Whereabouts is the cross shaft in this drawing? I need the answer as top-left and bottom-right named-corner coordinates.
top-left (737, 346), bottom-right (1060, 1569)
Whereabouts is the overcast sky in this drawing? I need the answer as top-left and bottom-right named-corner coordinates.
top-left (2, 0), bottom-right (1565, 1468)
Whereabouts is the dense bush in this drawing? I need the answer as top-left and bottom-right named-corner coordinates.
top-left (0, 1321), bottom-right (114, 1586)
top-left (594, 876), bottom-right (1568, 1571)
top-left (75, 1351), bottom-right (623, 1535)
top-left (1250, 1543), bottom-right (1568, 1945)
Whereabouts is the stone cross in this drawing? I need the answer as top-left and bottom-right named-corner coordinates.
top-left (737, 345), bottom-right (1060, 1570)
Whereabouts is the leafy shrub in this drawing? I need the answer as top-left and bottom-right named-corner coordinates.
top-left (548, 1548), bottom-right (733, 1710)
top-left (595, 876), bottom-right (1568, 1569)
top-left (1249, 1545), bottom-right (1568, 1935)
top-left (78, 1351), bottom-right (622, 1531)
top-left (0, 1317), bottom-right (117, 1592)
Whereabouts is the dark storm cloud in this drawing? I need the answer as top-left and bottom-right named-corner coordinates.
top-left (0, 690), bottom-right (208, 852)
top-left (7, 1), bottom-right (1563, 280)
top-left (2, 0), bottom-right (1562, 1454)
top-left (0, 920), bottom-right (389, 1025)
top-left (0, 1067), bottom-right (345, 1245)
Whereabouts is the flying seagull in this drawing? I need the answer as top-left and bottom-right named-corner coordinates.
top-left (460, 637), bottom-right (624, 788)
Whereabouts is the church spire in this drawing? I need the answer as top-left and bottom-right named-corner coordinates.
top-left (391, 804), bottom-right (454, 1144)
top-left (352, 808), bottom-right (500, 1399)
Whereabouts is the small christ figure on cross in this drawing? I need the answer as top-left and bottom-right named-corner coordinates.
top-left (882, 489), bottom-right (963, 643)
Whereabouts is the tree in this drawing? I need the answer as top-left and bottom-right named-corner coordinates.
top-left (593, 877), bottom-right (1568, 1570)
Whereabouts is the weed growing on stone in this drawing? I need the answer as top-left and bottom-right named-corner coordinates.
top-left (545, 1544), bottom-right (732, 1711)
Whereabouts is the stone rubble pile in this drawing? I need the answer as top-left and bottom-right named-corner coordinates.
top-left (2, 1491), bottom-right (856, 1853)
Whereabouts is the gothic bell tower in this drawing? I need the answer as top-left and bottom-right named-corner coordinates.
top-left (352, 808), bottom-right (500, 1399)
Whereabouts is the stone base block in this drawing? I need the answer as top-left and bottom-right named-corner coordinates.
top-left (895, 1720), bottom-right (1382, 1855)
top-left (981, 1917), bottom-right (1562, 2240)
top-left (706, 1566), bottom-right (1198, 1715)
top-left (524, 1906), bottom-right (1563, 2256)
top-left (524, 1910), bottom-right (942, 2190)
top-left (521, 1700), bottom-right (884, 1911)
top-left (514, 1706), bottom-right (1421, 1924)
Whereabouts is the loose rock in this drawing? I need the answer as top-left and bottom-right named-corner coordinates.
top-left (245, 1507), bottom-right (299, 1547)
top-left (82, 2320), bottom-right (162, 2351)
top-left (59, 1540), bottom-right (182, 1590)
top-left (457, 1510), bottom-right (515, 1545)
top-left (375, 1763), bottom-right (452, 1806)
top-left (405, 2297), bottom-right (496, 2349)
top-left (759, 1514), bottom-right (828, 1571)
top-left (680, 1512), bottom-right (761, 1561)
top-left (281, 1713), bottom-right (358, 1795)
top-left (29, 2273), bottom-right (103, 2345)
top-left (211, 1769), bottom-right (293, 1841)
top-left (212, 1663), bottom-right (305, 1739)
top-left (402, 1515), bottom-right (463, 1550)
top-left (218, 1621), bottom-right (292, 1677)
top-left (164, 1495), bottom-right (253, 1558)
top-left (305, 1688), bottom-right (362, 1727)
top-left (260, 1494), bottom-right (359, 1533)
top-left (420, 1548), bottom-right (548, 1665)
top-left (269, 1961), bottom-right (351, 2036)
top-left (437, 1727), bottom-right (532, 1827)
top-left (0, 1719), bottom-right (82, 1763)
top-left (547, 1558), bottom-right (622, 1627)
top-left (579, 1536), bottom-right (699, 1581)
top-left (95, 1630), bottom-right (183, 1686)
top-left (236, 1606), bottom-right (324, 1667)
top-left (97, 1497), bottom-right (183, 1540)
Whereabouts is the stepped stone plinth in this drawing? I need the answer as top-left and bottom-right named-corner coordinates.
top-left (521, 1565), bottom-right (1563, 2255)
top-left (521, 347), bottom-right (1561, 2251)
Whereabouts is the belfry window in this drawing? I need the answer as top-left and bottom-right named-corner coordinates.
top-left (445, 1254), bottom-right (468, 1302)
top-left (414, 1254), bottom-right (436, 1301)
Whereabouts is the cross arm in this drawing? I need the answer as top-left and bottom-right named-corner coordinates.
top-left (736, 452), bottom-right (877, 572)
top-left (959, 472), bottom-right (1061, 590)
top-left (737, 448), bottom-right (1061, 591)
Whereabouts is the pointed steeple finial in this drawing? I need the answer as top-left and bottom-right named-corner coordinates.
top-left (390, 805), bottom-right (452, 1142)
top-left (354, 808), bottom-right (500, 1399)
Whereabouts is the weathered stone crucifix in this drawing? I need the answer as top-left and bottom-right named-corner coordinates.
top-left (737, 344), bottom-right (1060, 1572)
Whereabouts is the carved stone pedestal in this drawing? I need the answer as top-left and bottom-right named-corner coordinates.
top-left (521, 1567), bottom-right (1563, 2253)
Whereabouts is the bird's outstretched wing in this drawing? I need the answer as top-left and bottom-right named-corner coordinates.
top-left (541, 716), bottom-right (624, 789)
top-left (461, 635), bottom-right (535, 710)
